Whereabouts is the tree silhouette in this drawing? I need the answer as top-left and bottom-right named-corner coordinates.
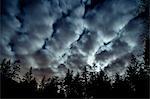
top-left (125, 54), bottom-right (150, 98)
top-left (42, 76), bottom-right (59, 97)
top-left (126, 55), bottom-right (139, 83)
top-left (19, 67), bottom-right (38, 97)
top-left (82, 66), bottom-right (88, 97)
top-left (64, 69), bottom-right (74, 98)
top-left (22, 67), bottom-right (34, 82)
top-left (57, 79), bottom-right (65, 98)
top-left (39, 75), bottom-right (46, 89)
top-left (143, 36), bottom-right (150, 73)
top-left (0, 50), bottom-right (149, 98)
top-left (72, 72), bottom-right (84, 97)
top-left (0, 59), bottom-right (20, 79)
top-left (136, 65), bottom-right (150, 98)
top-left (94, 70), bottom-right (112, 98)
top-left (112, 73), bottom-right (133, 98)
top-left (0, 59), bottom-right (21, 97)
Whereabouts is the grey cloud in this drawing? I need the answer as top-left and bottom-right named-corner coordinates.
top-left (111, 39), bottom-right (130, 55)
top-left (1, 0), bottom-right (19, 16)
top-left (95, 38), bottom-right (130, 62)
top-left (66, 54), bottom-right (87, 70)
top-left (0, 0), bottom-right (144, 77)
top-left (104, 59), bottom-right (126, 75)
top-left (77, 31), bottom-right (99, 55)
top-left (33, 50), bottom-right (52, 68)
top-left (104, 53), bottom-right (132, 75)
top-left (46, 17), bottom-right (82, 57)
top-left (0, 0), bottom-right (20, 59)
top-left (12, 34), bottom-right (44, 55)
top-left (85, 0), bottom-right (138, 40)
top-left (95, 50), bottom-right (113, 62)
top-left (57, 64), bottom-right (68, 77)
top-left (122, 16), bottom-right (145, 48)
top-left (32, 68), bottom-right (54, 80)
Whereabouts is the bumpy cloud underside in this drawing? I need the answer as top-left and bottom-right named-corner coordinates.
top-left (0, 0), bottom-right (145, 77)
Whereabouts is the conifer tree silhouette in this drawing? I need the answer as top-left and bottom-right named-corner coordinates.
top-left (94, 70), bottom-right (112, 98)
top-left (43, 76), bottom-right (59, 97)
top-left (112, 73), bottom-right (133, 97)
top-left (143, 36), bottom-right (150, 72)
top-left (0, 59), bottom-right (21, 97)
top-left (39, 75), bottom-right (46, 89)
top-left (135, 37), bottom-right (150, 98)
top-left (64, 69), bottom-right (74, 97)
top-left (125, 53), bottom-right (150, 98)
top-left (72, 72), bottom-right (84, 97)
top-left (0, 59), bottom-right (20, 79)
top-left (82, 66), bottom-right (89, 97)
top-left (23, 67), bottom-right (33, 82)
top-left (20, 67), bottom-right (38, 97)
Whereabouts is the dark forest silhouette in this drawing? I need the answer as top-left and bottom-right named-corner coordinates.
top-left (0, 37), bottom-right (149, 98)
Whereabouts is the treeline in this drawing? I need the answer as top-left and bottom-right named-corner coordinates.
top-left (0, 37), bottom-right (149, 98)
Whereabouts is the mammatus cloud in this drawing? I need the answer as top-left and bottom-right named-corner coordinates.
top-left (0, 0), bottom-right (145, 77)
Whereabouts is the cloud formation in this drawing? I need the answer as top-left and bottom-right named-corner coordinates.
top-left (0, 0), bottom-right (145, 77)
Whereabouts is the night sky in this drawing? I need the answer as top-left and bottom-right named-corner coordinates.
top-left (0, 0), bottom-right (146, 78)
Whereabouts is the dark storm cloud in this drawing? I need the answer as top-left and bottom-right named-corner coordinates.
top-left (32, 67), bottom-right (54, 80)
top-left (104, 53), bottom-right (132, 75)
top-left (33, 50), bottom-right (52, 68)
top-left (63, 29), bottom-right (101, 70)
top-left (0, 0), bottom-right (144, 77)
top-left (95, 39), bottom-right (130, 62)
top-left (57, 64), bottom-right (68, 77)
top-left (76, 30), bottom-right (99, 54)
top-left (1, 0), bottom-right (19, 16)
top-left (104, 58), bottom-right (126, 74)
top-left (94, 5), bottom-right (145, 71)
top-left (66, 54), bottom-right (87, 69)
top-left (84, 0), bottom-right (138, 39)
top-left (95, 50), bottom-right (113, 62)
top-left (0, 0), bottom-right (20, 61)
